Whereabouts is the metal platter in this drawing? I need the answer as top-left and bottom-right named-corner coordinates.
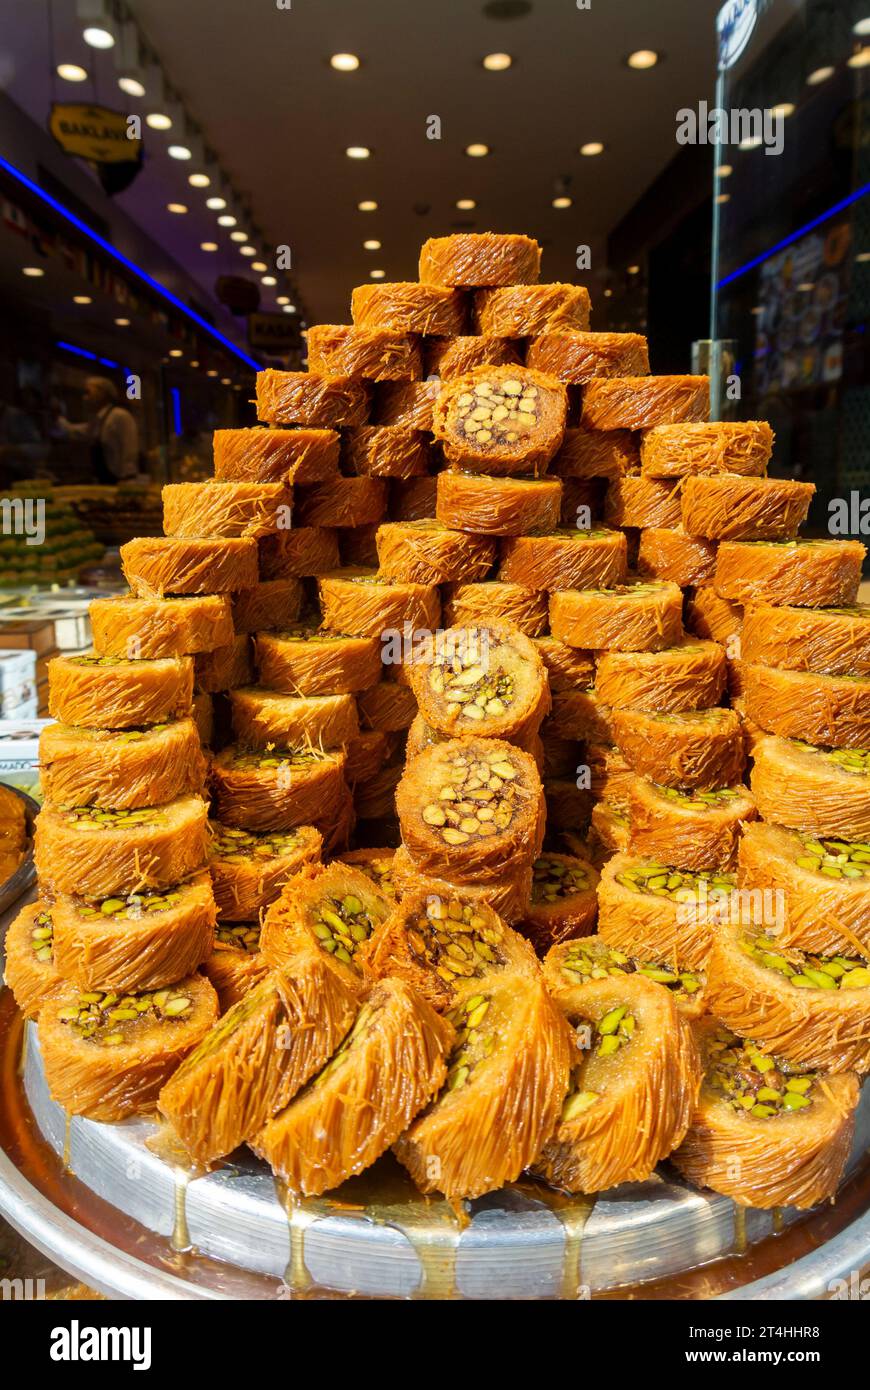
top-left (0, 1011), bottom-right (868, 1301)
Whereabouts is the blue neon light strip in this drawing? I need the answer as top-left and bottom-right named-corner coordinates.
top-left (170, 385), bottom-right (182, 435)
top-left (2, 154), bottom-right (260, 371)
top-left (57, 339), bottom-right (120, 369)
top-left (717, 181), bottom-right (870, 289)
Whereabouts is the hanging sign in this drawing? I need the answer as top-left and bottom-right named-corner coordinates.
top-left (247, 311), bottom-right (299, 354)
top-left (48, 103), bottom-right (143, 194)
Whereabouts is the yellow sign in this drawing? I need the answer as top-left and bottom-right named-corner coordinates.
top-left (49, 103), bottom-right (140, 164)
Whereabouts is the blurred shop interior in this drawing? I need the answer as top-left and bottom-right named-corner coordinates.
top-left (0, 0), bottom-right (866, 737)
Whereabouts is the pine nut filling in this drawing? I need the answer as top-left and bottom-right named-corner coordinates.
top-left (56, 987), bottom-right (193, 1047)
top-left (30, 909), bottom-right (53, 962)
top-left (706, 1031), bottom-right (816, 1117)
top-left (216, 923), bottom-right (261, 953)
top-left (738, 931), bottom-right (870, 991)
top-left (795, 835), bottom-right (870, 880)
top-left (406, 897), bottom-right (507, 984)
top-left (421, 750), bottom-right (525, 845)
top-left (428, 633), bottom-right (516, 723)
top-left (454, 377), bottom-right (541, 446)
top-left (444, 990), bottom-right (496, 1090)
top-left (312, 893), bottom-right (376, 964)
top-left (560, 941), bottom-right (703, 996)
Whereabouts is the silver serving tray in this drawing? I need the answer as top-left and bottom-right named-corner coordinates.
top-left (0, 1021), bottom-right (867, 1301)
top-left (0, 785), bottom-right (38, 917)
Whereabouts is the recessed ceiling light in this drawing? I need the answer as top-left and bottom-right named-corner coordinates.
top-left (168, 144), bottom-right (192, 160)
top-left (146, 112), bottom-right (172, 130)
top-left (217, 214), bottom-right (237, 226)
top-left (626, 50), bottom-right (659, 69)
top-left (221, 377), bottom-right (231, 385)
top-left (716, 163), bottom-right (733, 178)
top-left (358, 200), bottom-right (378, 211)
top-left (188, 172), bottom-right (210, 187)
top-left (277, 295), bottom-right (290, 305)
top-left (206, 369), bottom-right (218, 377)
top-left (201, 241), bottom-right (218, 252)
top-left (552, 196), bottom-right (572, 209)
top-left (57, 63), bottom-right (88, 82)
top-left (206, 196), bottom-right (227, 210)
top-left (240, 246), bottom-right (256, 256)
top-left (115, 317), bottom-right (130, 326)
top-left (251, 260), bottom-right (267, 271)
top-left (83, 26), bottom-right (115, 49)
top-left (190, 360), bottom-right (200, 368)
top-left (330, 53), bottom-right (360, 70)
top-left (370, 269), bottom-right (386, 279)
top-left (230, 230), bottom-right (248, 242)
top-left (167, 202), bottom-right (188, 214)
top-left (716, 192), bottom-right (730, 204)
top-left (738, 134), bottom-right (764, 149)
top-left (73, 294), bottom-right (91, 304)
top-left (262, 275), bottom-right (277, 286)
top-left (465, 143), bottom-right (489, 157)
top-left (282, 304), bottom-right (295, 313)
top-left (603, 288), bottom-right (612, 297)
top-left (22, 266), bottom-right (44, 277)
top-left (771, 101), bottom-right (795, 117)
top-left (854, 18), bottom-right (870, 35)
top-left (580, 141), bottom-right (604, 156)
top-left (482, 53), bottom-right (512, 71)
top-left (806, 65), bottom-right (835, 85)
top-left (169, 349), bottom-right (183, 358)
top-left (346, 146), bottom-right (371, 159)
top-left (118, 75), bottom-right (145, 97)
top-left (456, 198), bottom-right (476, 210)
top-left (363, 239), bottom-right (381, 250)
top-left (856, 252), bottom-right (870, 262)
top-left (848, 46), bottom-right (870, 67)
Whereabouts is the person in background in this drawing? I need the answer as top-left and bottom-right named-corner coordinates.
top-left (52, 376), bottom-right (139, 483)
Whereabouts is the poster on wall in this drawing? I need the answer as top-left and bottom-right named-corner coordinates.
top-left (754, 221), bottom-right (850, 395)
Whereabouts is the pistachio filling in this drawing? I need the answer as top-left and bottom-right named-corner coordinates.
top-left (654, 785), bottom-right (742, 807)
top-left (559, 1008), bottom-right (636, 1121)
top-left (531, 855), bottom-right (591, 903)
top-left (559, 940), bottom-right (702, 997)
top-left (227, 747), bottom-right (325, 769)
top-left (210, 825), bottom-right (303, 862)
top-left (349, 855), bottom-right (397, 898)
top-left (818, 747), bottom-right (870, 776)
top-left (109, 724), bottom-right (169, 744)
top-left (68, 654), bottom-right (141, 668)
top-left (444, 991), bottom-right (496, 1090)
top-left (580, 581), bottom-right (668, 598)
top-left (706, 1031), bottom-right (816, 1116)
top-left (427, 630), bottom-right (517, 723)
top-left (738, 933), bottom-right (870, 991)
top-left (406, 897), bottom-right (508, 985)
top-left (30, 908), bottom-right (53, 963)
top-left (55, 986), bottom-right (193, 1046)
top-left (278, 624), bottom-right (352, 643)
top-left (215, 923), bottom-right (261, 953)
top-left (59, 805), bottom-right (168, 830)
top-left (75, 888), bottom-right (185, 919)
top-left (421, 748), bottom-right (525, 845)
top-left (311, 893), bottom-right (377, 964)
top-left (312, 998), bottom-right (381, 1087)
top-left (454, 376), bottom-right (541, 446)
top-left (795, 835), bottom-right (870, 880)
top-left (615, 862), bottom-right (736, 902)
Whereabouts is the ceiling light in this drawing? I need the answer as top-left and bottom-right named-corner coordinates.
top-left (83, 26), bottom-right (115, 49)
top-left (188, 172), bottom-right (210, 187)
top-left (201, 241), bottom-right (218, 252)
top-left (118, 75), bottom-right (145, 98)
top-left (167, 202), bottom-right (187, 214)
top-left (221, 377), bottom-right (231, 385)
top-left (73, 294), bottom-right (91, 304)
top-left (751, 305), bottom-right (762, 314)
top-left (771, 102), bottom-right (795, 117)
top-left (370, 269), bottom-right (386, 279)
top-left (169, 349), bottom-right (183, 358)
top-left (217, 214), bottom-right (237, 227)
top-left (806, 65), bottom-right (835, 85)
top-left (206, 369), bottom-right (218, 377)
top-left (330, 53), bottom-right (360, 71)
top-left (716, 163), bottom-right (733, 177)
top-left (738, 134), bottom-right (763, 149)
top-left (262, 275), bottom-right (277, 286)
top-left (190, 360), bottom-right (200, 368)
top-left (22, 266), bottom-right (44, 277)
top-left (57, 64), bottom-right (88, 82)
top-left (240, 246), bottom-right (256, 256)
top-left (456, 199), bottom-right (476, 210)
top-left (206, 196), bottom-right (227, 210)
top-left (346, 146), bottom-right (371, 159)
top-left (580, 141), bottom-right (604, 156)
top-left (230, 230), bottom-right (248, 242)
top-left (465, 143), bottom-right (489, 157)
top-left (854, 18), bottom-right (870, 35)
top-left (251, 260), bottom-right (268, 271)
top-left (848, 46), bottom-right (870, 67)
top-left (856, 252), bottom-right (870, 263)
top-left (552, 196), bottom-right (572, 209)
top-left (146, 112), bottom-right (172, 130)
top-left (798, 281), bottom-right (814, 291)
top-left (482, 53), bottom-right (512, 71)
top-left (626, 50), bottom-right (659, 69)
top-left (363, 239), bottom-right (381, 250)
top-left (627, 265), bottom-right (640, 275)
top-left (358, 200), bottom-right (378, 211)
top-left (282, 304), bottom-right (294, 313)
top-left (603, 288), bottom-right (612, 297)
top-left (168, 144), bottom-right (192, 160)
top-left (115, 317), bottom-right (130, 326)
top-left (716, 192), bottom-right (731, 204)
